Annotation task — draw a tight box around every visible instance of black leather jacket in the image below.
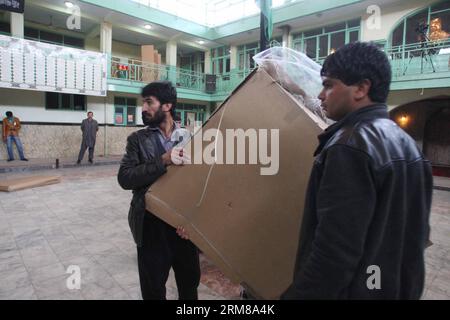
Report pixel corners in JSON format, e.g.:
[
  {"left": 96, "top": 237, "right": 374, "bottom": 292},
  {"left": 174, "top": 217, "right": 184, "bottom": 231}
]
[
  {"left": 282, "top": 104, "right": 433, "bottom": 299},
  {"left": 118, "top": 128, "right": 167, "bottom": 247}
]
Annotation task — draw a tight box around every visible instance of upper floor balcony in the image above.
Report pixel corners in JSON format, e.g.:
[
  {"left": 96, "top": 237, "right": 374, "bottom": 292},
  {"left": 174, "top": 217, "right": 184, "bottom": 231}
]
[
  {"left": 109, "top": 40, "right": 450, "bottom": 101},
  {"left": 108, "top": 56, "right": 253, "bottom": 101},
  {"left": 1, "top": 32, "right": 448, "bottom": 102},
  {"left": 386, "top": 39, "right": 450, "bottom": 90}
]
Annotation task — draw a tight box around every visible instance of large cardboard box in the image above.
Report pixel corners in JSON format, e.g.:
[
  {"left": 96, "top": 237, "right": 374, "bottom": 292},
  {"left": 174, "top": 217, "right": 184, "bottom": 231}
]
[{"left": 145, "top": 68, "right": 326, "bottom": 299}]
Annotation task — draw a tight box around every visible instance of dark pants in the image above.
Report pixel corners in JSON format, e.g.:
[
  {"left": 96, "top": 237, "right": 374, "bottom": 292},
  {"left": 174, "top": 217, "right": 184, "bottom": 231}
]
[
  {"left": 137, "top": 213, "right": 200, "bottom": 300},
  {"left": 77, "top": 140, "right": 95, "bottom": 162}
]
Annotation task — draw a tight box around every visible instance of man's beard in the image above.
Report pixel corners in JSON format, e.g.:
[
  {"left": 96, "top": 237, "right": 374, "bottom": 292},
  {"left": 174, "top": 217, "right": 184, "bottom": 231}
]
[{"left": 142, "top": 108, "right": 166, "bottom": 127}]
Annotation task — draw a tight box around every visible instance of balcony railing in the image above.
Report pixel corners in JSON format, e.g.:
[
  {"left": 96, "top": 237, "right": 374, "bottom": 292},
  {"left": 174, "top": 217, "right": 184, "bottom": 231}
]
[
  {"left": 111, "top": 40, "right": 450, "bottom": 97},
  {"left": 386, "top": 39, "right": 450, "bottom": 79},
  {"left": 110, "top": 56, "right": 253, "bottom": 94}
]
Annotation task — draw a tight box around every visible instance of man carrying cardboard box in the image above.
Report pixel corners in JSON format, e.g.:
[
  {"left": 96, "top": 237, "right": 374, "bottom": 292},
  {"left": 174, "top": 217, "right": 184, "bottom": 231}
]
[
  {"left": 118, "top": 81, "right": 199, "bottom": 300},
  {"left": 281, "top": 42, "right": 433, "bottom": 299}
]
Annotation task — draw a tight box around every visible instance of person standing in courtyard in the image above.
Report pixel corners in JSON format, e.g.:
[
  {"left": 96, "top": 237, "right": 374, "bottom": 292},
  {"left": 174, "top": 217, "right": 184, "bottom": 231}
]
[
  {"left": 77, "top": 111, "right": 98, "bottom": 164},
  {"left": 2, "top": 111, "right": 28, "bottom": 161}
]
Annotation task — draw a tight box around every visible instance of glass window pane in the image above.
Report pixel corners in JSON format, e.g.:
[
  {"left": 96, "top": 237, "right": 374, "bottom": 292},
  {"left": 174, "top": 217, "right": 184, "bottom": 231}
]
[
  {"left": 305, "top": 38, "right": 317, "bottom": 59},
  {"left": 73, "top": 95, "right": 85, "bottom": 111},
  {"left": 24, "top": 27, "right": 38, "bottom": 39},
  {"left": 304, "top": 28, "right": 322, "bottom": 37},
  {"left": 218, "top": 47, "right": 223, "bottom": 56},
  {"left": 115, "top": 97, "right": 126, "bottom": 106},
  {"left": 405, "top": 10, "right": 428, "bottom": 45},
  {"left": 347, "top": 19, "right": 361, "bottom": 28},
  {"left": 115, "top": 107, "right": 124, "bottom": 125},
  {"left": 0, "top": 21, "right": 10, "bottom": 34},
  {"left": 127, "top": 107, "right": 136, "bottom": 125},
  {"left": 46, "top": 92, "right": 59, "bottom": 109},
  {"left": 319, "top": 35, "right": 328, "bottom": 58},
  {"left": 431, "top": 1, "right": 450, "bottom": 12},
  {"left": 61, "top": 94, "right": 71, "bottom": 109},
  {"left": 349, "top": 30, "right": 359, "bottom": 43},
  {"left": 239, "top": 53, "right": 245, "bottom": 69},
  {"left": 429, "top": 13, "right": 450, "bottom": 42},
  {"left": 325, "top": 22, "right": 346, "bottom": 33},
  {"left": 64, "top": 36, "right": 84, "bottom": 49},
  {"left": 40, "top": 31, "right": 63, "bottom": 44},
  {"left": 330, "top": 31, "right": 345, "bottom": 53},
  {"left": 127, "top": 98, "right": 137, "bottom": 107},
  {"left": 198, "top": 113, "right": 204, "bottom": 123},
  {"left": 226, "top": 58, "right": 230, "bottom": 72},
  {"left": 392, "top": 21, "right": 404, "bottom": 47},
  {"left": 249, "top": 53, "right": 255, "bottom": 69}
]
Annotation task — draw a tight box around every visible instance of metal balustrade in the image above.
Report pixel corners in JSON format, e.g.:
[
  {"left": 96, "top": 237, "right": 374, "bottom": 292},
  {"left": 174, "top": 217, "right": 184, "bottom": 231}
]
[
  {"left": 110, "top": 56, "right": 254, "bottom": 94},
  {"left": 386, "top": 39, "right": 450, "bottom": 79}
]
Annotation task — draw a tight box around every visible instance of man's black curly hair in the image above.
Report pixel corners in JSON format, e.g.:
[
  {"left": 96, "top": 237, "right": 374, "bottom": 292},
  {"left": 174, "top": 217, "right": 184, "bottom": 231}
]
[
  {"left": 321, "top": 42, "right": 392, "bottom": 103},
  {"left": 141, "top": 81, "right": 177, "bottom": 116}
]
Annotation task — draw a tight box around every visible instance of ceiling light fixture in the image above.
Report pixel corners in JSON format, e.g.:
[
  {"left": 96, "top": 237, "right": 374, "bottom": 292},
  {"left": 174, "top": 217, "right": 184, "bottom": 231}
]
[
  {"left": 64, "top": 1, "right": 74, "bottom": 8},
  {"left": 197, "top": 40, "right": 205, "bottom": 44},
  {"left": 144, "top": 24, "right": 152, "bottom": 29}
]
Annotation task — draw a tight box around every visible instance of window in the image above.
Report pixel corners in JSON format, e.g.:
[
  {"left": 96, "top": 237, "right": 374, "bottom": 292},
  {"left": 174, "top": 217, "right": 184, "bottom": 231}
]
[
  {"left": 114, "top": 97, "right": 136, "bottom": 126},
  {"left": 176, "top": 103, "right": 207, "bottom": 130},
  {"left": 45, "top": 92, "right": 86, "bottom": 111},
  {"left": 305, "top": 38, "right": 317, "bottom": 59},
  {"left": 40, "top": 31, "right": 63, "bottom": 44},
  {"left": 237, "top": 42, "right": 260, "bottom": 71},
  {"left": 292, "top": 19, "right": 361, "bottom": 62},
  {"left": 391, "top": 21, "right": 404, "bottom": 47},
  {"left": 24, "top": 27, "right": 84, "bottom": 49},
  {"left": 0, "top": 21, "right": 10, "bottom": 35},
  {"left": 390, "top": 1, "right": 450, "bottom": 47},
  {"left": 211, "top": 46, "right": 230, "bottom": 75}
]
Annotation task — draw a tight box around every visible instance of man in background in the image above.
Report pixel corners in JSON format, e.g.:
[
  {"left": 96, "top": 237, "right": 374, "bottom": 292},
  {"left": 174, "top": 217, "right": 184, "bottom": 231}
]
[
  {"left": 2, "top": 111, "right": 28, "bottom": 161},
  {"left": 77, "top": 111, "right": 98, "bottom": 164}
]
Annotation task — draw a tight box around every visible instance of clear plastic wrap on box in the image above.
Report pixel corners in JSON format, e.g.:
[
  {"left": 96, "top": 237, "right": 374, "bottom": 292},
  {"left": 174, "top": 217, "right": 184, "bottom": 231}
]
[{"left": 253, "top": 47, "right": 332, "bottom": 124}]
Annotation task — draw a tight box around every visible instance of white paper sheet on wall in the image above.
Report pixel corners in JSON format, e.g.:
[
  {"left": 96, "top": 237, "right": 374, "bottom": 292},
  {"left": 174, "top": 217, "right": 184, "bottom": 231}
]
[
  {"left": 46, "top": 56, "right": 56, "bottom": 87},
  {"left": 66, "top": 60, "right": 75, "bottom": 89},
  {"left": 75, "top": 62, "right": 84, "bottom": 90},
  {"left": 0, "top": 34, "right": 107, "bottom": 96},
  {"left": 93, "top": 64, "right": 102, "bottom": 91},
  {"left": 57, "top": 58, "right": 66, "bottom": 88},
  {"left": 84, "top": 63, "right": 93, "bottom": 90},
  {"left": 0, "top": 51, "right": 12, "bottom": 83},
  {"left": 12, "top": 53, "right": 23, "bottom": 84},
  {"left": 24, "top": 53, "right": 35, "bottom": 85},
  {"left": 36, "top": 55, "right": 46, "bottom": 86}
]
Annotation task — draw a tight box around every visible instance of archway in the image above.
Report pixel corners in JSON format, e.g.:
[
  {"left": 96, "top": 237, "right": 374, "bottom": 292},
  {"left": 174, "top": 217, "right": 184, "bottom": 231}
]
[{"left": 389, "top": 96, "right": 450, "bottom": 177}]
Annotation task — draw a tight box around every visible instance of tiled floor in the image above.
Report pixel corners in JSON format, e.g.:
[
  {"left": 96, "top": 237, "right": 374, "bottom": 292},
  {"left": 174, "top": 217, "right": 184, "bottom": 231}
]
[{"left": 0, "top": 165, "right": 448, "bottom": 300}]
